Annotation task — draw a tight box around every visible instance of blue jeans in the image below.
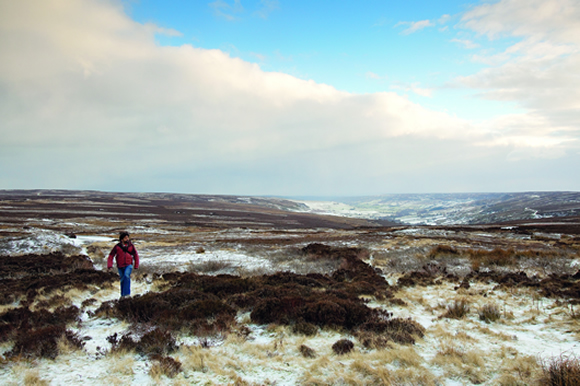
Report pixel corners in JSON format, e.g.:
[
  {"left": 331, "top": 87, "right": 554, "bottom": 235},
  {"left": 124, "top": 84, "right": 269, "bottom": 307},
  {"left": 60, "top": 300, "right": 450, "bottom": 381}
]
[{"left": 117, "top": 265, "right": 133, "bottom": 297}]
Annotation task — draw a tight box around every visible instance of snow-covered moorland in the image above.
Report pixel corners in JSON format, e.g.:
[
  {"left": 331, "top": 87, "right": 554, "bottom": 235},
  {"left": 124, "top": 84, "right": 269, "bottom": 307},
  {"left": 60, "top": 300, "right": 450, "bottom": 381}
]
[{"left": 1, "top": 191, "right": 580, "bottom": 385}]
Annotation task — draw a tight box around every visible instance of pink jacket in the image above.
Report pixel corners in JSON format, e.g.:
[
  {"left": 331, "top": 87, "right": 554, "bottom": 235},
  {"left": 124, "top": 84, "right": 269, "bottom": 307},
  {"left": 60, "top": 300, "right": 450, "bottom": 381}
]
[{"left": 107, "top": 242, "right": 139, "bottom": 269}]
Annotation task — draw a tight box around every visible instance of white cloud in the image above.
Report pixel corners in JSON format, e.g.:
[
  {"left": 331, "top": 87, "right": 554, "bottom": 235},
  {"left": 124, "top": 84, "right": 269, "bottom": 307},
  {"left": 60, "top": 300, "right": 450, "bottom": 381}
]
[
  {"left": 390, "top": 83, "right": 433, "bottom": 98},
  {"left": 209, "top": 0, "right": 244, "bottom": 21},
  {"left": 254, "top": 0, "right": 279, "bottom": 19},
  {"left": 454, "top": 0, "right": 580, "bottom": 155},
  {"left": 450, "top": 38, "right": 480, "bottom": 49},
  {"left": 396, "top": 20, "right": 434, "bottom": 35},
  {"left": 0, "top": 0, "right": 577, "bottom": 194},
  {"left": 461, "top": 0, "right": 580, "bottom": 43},
  {"left": 365, "top": 71, "right": 385, "bottom": 80}
]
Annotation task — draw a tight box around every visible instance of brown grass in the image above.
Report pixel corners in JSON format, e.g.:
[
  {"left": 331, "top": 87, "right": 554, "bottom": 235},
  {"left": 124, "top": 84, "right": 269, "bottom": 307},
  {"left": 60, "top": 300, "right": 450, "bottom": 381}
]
[
  {"left": 428, "top": 244, "right": 459, "bottom": 259},
  {"left": 299, "top": 344, "right": 317, "bottom": 358},
  {"left": 149, "top": 355, "right": 182, "bottom": 379},
  {"left": 540, "top": 354, "right": 580, "bottom": 385},
  {"left": 431, "top": 344, "right": 487, "bottom": 384},
  {"left": 442, "top": 299, "right": 470, "bottom": 319},
  {"left": 479, "top": 303, "right": 502, "bottom": 323}
]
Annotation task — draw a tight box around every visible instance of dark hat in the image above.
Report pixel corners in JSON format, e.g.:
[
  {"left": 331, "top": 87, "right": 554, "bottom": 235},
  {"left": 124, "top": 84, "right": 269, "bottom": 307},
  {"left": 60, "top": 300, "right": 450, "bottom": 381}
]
[{"left": 119, "top": 231, "right": 130, "bottom": 241}]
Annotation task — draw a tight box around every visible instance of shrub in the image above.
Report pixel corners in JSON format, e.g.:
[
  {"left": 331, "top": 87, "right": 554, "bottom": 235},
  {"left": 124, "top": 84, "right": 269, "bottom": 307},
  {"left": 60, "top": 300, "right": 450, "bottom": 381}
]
[
  {"left": 428, "top": 245, "right": 459, "bottom": 259},
  {"left": 110, "top": 328, "right": 177, "bottom": 357},
  {"left": 541, "top": 355, "right": 580, "bottom": 385},
  {"left": 149, "top": 355, "right": 182, "bottom": 378},
  {"left": 95, "top": 288, "right": 237, "bottom": 333},
  {"left": 332, "top": 339, "right": 354, "bottom": 355},
  {"left": 137, "top": 328, "right": 177, "bottom": 356},
  {"left": 302, "top": 300, "right": 346, "bottom": 328},
  {"left": 0, "top": 305, "right": 80, "bottom": 344},
  {"left": 442, "top": 300, "right": 470, "bottom": 319},
  {"left": 299, "top": 344, "right": 316, "bottom": 358},
  {"left": 291, "top": 320, "right": 318, "bottom": 336},
  {"left": 35, "top": 294, "right": 70, "bottom": 309},
  {"left": 8, "top": 326, "right": 83, "bottom": 359},
  {"left": 478, "top": 303, "right": 501, "bottom": 323},
  {"left": 467, "top": 248, "right": 515, "bottom": 267},
  {"left": 357, "top": 317, "right": 425, "bottom": 346}
]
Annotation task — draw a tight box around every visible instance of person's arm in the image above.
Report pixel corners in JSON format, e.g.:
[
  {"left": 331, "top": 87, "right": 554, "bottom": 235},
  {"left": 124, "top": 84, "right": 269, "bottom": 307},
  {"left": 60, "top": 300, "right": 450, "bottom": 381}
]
[
  {"left": 133, "top": 246, "right": 139, "bottom": 269},
  {"left": 107, "top": 245, "right": 117, "bottom": 269}
]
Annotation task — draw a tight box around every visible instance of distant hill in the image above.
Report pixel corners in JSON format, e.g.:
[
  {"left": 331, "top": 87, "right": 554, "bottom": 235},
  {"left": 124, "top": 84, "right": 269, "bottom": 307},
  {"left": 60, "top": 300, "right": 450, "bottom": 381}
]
[
  {"left": 0, "top": 189, "right": 394, "bottom": 230},
  {"left": 2, "top": 190, "right": 579, "bottom": 228},
  {"left": 290, "top": 192, "right": 580, "bottom": 225}
]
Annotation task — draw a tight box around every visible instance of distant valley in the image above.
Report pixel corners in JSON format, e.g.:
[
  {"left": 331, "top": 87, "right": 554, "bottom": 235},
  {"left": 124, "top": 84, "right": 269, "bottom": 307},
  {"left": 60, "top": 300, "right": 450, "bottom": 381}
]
[{"left": 292, "top": 191, "right": 580, "bottom": 226}]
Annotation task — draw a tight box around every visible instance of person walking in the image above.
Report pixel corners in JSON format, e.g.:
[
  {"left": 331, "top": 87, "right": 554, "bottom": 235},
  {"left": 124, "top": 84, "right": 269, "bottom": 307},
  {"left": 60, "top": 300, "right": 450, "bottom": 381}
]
[{"left": 107, "top": 231, "right": 139, "bottom": 297}]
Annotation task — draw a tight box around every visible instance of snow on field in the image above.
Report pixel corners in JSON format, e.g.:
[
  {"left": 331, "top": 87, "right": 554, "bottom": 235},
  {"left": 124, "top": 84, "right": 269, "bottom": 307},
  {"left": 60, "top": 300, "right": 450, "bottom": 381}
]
[
  {"left": 2, "top": 227, "right": 580, "bottom": 385},
  {"left": 0, "top": 231, "right": 82, "bottom": 256},
  {"left": 141, "top": 247, "right": 275, "bottom": 274}
]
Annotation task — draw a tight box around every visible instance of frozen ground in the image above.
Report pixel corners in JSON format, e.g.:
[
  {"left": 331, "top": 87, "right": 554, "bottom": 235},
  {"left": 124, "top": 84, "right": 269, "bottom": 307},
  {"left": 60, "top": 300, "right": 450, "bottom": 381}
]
[{"left": 1, "top": 222, "right": 580, "bottom": 385}]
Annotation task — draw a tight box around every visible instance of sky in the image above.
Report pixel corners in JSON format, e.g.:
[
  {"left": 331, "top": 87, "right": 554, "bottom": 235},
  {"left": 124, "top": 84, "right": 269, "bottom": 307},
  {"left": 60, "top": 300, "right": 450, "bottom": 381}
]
[{"left": 0, "top": 0, "right": 579, "bottom": 196}]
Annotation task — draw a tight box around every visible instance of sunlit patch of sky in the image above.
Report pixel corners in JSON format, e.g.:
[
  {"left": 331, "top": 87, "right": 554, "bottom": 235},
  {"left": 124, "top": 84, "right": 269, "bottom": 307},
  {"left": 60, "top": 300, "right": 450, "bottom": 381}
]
[{"left": 124, "top": 0, "right": 526, "bottom": 121}]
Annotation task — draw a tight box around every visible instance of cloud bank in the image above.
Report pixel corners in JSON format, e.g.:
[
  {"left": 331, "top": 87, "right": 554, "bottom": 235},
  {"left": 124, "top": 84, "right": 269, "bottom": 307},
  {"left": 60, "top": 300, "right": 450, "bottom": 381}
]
[
  {"left": 458, "top": 0, "right": 580, "bottom": 152},
  {"left": 0, "top": 0, "right": 578, "bottom": 195}
]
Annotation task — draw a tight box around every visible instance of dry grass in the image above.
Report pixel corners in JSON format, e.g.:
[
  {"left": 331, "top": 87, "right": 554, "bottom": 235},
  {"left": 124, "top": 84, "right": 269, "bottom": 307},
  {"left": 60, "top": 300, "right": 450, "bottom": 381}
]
[
  {"left": 299, "top": 344, "right": 317, "bottom": 358},
  {"left": 55, "top": 334, "right": 83, "bottom": 356},
  {"left": 540, "top": 354, "right": 580, "bottom": 385},
  {"left": 348, "top": 359, "right": 394, "bottom": 385},
  {"left": 479, "top": 303, "right": 502, "bottom": 323},
  {"left": 497, "top": 354, "right": 540, "bottom": 385},
  {"left": 187, "top": 259, "right": 234, "bottom": 274},
  {"left": 179, "top": 345, "right": 210, "bottom": 372},
  {"left": 2, "top": 216, "right": 580, "bottom": 385},
  {"left": 32, "top": 292, "right": 72, "bottom": 311},
  {"left": 22, "top": 369, "right": 49, "bottom": 386},
  {"left": 148, "top": 355, "right": 182, "bottom": 379},
  {"left": 441, "top": 299, "right": 470, "bottom": 319},
  {"left": 432, "top": 343, "right": 487, "bottom": 383},
  {"left": 109, "top": 355, "right": 135, "bottom": 376},
  {"left": 389, "top": 367, "right": 439, "bottom": 386},
  {"left": 369, "top": 344, "right": 424, "bottom": 367}
]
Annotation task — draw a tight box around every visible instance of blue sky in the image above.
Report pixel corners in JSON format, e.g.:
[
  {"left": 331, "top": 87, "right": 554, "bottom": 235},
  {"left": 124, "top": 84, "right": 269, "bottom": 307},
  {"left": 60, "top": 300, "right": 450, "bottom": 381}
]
[
  {"left": 126, "top": 0, "right": 515, "bottom": 119},
  {"left": 0, "top": 0, "right": 579, "bottom": 196}
]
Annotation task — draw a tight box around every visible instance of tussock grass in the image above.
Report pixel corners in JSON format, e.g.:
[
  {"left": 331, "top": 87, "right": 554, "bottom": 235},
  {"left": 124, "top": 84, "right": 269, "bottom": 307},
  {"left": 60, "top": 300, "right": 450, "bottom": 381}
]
[
  {"left": 149, "top": 355, "right": 182, "bottom": 379},
  {"left": 349, "top": 358, "right": 394, "bottom": 384},
  {"left": 431, "top": 343, "right": 487, "bottom": 384},
  {"left": 540, "top": 354, "right": 580, "bottom": 385},
  {"left": 187, "top": 260, "right": 234, "bottom": 274},
  {"left": 292, "top": 320, "right": 318, "bottom": 336},
  {"left": 109, "top": 355, "right": 135, "bottom": 376},
  {"left": 179, "top": 345, "right": 209, "bottom": 372},
  {"left": 479, "top": 303, "right": 502, "bottom": 323},
  {"left": 373, "top": 344, "right": 424, "bottom": 367},
  {"left": 497, "top": 354, "right": 539, "bottom": 386},
  {"left": 299, "top": 344, "right": 316, "bottom": 358},
  {"left": 371, "top": 248, "right": 425, "bottom": 273},
  {"left": 441, "top": 299, "right": 470, "bottom": 319},
  {"left": 22, "top": 369, "right": 49, "bottom": 386},
  {"left": 428, "top": 244, "right": 460, "bottom": 259},
  {"left": 390, "top": 368, "right": 439, "bottom": 386},
  {"left": 476, "top": 325, "right": 515, "bottom": 341},
  {"left": 56, "top": 333, "right": 84, "bottom": 356}
]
